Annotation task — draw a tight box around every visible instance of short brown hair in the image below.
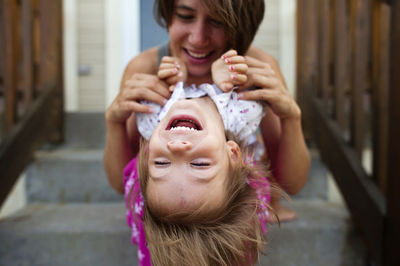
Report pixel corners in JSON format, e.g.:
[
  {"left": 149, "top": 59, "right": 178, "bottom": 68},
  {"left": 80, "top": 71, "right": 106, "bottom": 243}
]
[
  {"left": 133, "top": 133, "right": 273, "bottom": 265},
  {"left": 154, "top": 0, "right": 265, "bottom": 55}
]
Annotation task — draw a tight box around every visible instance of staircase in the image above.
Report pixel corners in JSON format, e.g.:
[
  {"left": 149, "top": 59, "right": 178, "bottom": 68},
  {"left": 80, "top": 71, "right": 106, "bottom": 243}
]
[{"left": 0, "top": 113, "right": 367, "bottom": 266}]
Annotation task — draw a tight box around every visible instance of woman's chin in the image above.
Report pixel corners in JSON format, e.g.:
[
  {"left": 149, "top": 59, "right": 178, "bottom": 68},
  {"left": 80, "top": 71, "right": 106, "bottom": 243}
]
[{"left": 187, "top": 66, "right": 212, "bottom": 81}]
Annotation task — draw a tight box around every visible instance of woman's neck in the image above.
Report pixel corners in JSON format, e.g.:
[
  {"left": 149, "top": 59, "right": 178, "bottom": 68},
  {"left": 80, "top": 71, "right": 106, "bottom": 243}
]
[{"left": 186, "top": 74, "right": 213, "bottom": 86}]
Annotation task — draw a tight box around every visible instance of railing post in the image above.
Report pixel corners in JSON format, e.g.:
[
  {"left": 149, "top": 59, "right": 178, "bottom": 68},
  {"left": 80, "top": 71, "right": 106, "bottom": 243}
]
[
  {"left": 371, "top": 0, "right": 390, "bottom": 194},
  {"left": 1, "top": 0, "right": 18, "bottom": 134},
  {"left": 39, "top": 0, "right": 64, "bottom": 143},
  {"left": 296, "top": 0, "right": 319, "bottom": 139},
  {"left": 383, "top": 0, "right": 400, "bottom": 265}
]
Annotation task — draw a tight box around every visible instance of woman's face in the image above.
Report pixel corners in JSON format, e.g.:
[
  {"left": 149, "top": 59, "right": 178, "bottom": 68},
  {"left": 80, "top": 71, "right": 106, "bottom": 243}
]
[{"left": 168, "top": 0, "right": 229, "bottom": 84}]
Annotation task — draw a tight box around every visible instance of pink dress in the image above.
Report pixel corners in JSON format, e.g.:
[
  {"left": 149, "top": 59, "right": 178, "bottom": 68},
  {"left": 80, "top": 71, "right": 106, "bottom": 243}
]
[{"left": 124, "top": 157, "right": 271, "bottom": 266}]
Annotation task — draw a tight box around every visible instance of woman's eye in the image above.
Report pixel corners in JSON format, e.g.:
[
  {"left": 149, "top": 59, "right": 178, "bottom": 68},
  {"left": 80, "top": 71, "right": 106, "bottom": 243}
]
[
  {"left": 209, "top": 18, "right": 224, "bottom": 28},
  {"left": 176, "top": 13, "right": 193, "bottom": 21}
]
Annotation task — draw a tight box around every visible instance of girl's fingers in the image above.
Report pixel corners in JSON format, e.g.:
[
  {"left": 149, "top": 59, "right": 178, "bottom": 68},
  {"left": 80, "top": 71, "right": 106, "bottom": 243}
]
[
  {"left": 221, "top": 49, "right": 237, "bottom": 59},
  {"left": 223, "top": 55, "right": 245, "bottom": 64},
  {"left": 158, "top": 68, "right": 179, "bottom": 80},
  {"left": 228, "top": 63, "right": 248, "bottom": 74},
  {"left": 159, "top": 62, "right": 179, "bottom": 70},
  {"left": 166, "top": 73, "right": 184, "bottom": 86},
  {"left": 160, "top": 56, "right": 179, "bottom": 64},
  {"left": 231, "top": 73, "right": 247, "bottom": 84},
  {"left": 219, "top": 81, "right": 235, "bottom": 92}
]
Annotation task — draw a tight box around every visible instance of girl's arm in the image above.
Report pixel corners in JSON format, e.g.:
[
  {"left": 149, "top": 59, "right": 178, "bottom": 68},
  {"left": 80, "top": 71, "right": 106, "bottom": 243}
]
[
  {"left": 241, "top": 46, "right": 310, "bottom": 195},
  {"left": 103, "top": 48, "right": 171, "bottom": 194}
]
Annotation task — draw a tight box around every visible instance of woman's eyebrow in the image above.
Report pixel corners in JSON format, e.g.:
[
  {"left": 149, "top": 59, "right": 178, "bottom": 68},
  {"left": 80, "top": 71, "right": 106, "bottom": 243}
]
[{"left": 175, "top": 4, "right": 194, "bottom": 12}]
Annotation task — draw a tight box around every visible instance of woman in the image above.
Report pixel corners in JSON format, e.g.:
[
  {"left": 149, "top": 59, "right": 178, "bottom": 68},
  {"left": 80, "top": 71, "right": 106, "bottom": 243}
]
[{"left": 104, "top": 0, "right": 310, "bottom": 225}]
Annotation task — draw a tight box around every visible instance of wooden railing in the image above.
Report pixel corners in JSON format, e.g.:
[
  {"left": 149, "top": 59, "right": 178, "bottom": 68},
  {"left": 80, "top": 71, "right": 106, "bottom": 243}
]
[
  {"left": 297, "top": 0, "right": 399, "bottom": 265},
  {"left": 0, "top": 0, "right": 63, "bottom": 206}
]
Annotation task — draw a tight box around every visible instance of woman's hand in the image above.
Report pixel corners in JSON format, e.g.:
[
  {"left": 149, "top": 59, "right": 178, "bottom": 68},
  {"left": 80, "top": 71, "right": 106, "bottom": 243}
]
[
  {"left": 238, "top": 56, "right": 301, "bottom": 121},
  {"left": 157, "top": 56, "right": 188, "bottom": 91},
  {"left": 211, "top": 50, "right": 248, "bottom": 92},
  {"left": 105, "top": 73, "right": 170, "bottom": 124}
]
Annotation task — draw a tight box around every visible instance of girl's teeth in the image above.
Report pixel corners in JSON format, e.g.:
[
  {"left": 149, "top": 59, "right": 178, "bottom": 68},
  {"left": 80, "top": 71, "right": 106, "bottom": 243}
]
[{"left": 170, "top": 126, "right": 197, "bottom": 131}]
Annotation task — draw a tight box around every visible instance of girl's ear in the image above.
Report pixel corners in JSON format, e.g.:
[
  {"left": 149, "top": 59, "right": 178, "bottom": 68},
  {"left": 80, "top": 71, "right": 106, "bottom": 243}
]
[{"left": 226, "top": 140, "right": 241, "bottom": 163}]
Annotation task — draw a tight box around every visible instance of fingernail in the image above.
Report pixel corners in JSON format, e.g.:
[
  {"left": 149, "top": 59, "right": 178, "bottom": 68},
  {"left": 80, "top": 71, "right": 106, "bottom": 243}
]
[
  {"left": 173, "top": 68, "right": 178, "bottom": 73},
  {"left": 238, "top": 93, "right": 243, "bottom": 99},
  {"left": 162, "top": 99, "right": 168, "bottom": 105},
  {"left": 229, "top": 65, "right": 235, "bottom": 71},
  {"left": 148, "top": 107, "right": 155, "bottom": 113},
  {"left": 225, "top": 58, "right": 230, "bottom": 64},
  {"left": 231, "top": 74, "right": 237, "bottom": 80},
  {"left": 178, "top": 71, "right": 183, "bottom": 77},
  {"left": 221, "top": 55, "right": 226, "bottom": 60}
]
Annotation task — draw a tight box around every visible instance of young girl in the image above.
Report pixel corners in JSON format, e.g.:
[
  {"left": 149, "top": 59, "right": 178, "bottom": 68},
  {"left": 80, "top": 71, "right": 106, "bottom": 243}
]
[{"left": 124, "top": 50, "right": 274, "bottom": 265}]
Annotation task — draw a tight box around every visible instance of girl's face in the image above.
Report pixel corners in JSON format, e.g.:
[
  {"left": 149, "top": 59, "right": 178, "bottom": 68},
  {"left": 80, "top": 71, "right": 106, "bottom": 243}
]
[
  {"left": 168, "top": 0, "right": 229, "bottom": 85},
  {"left": 147, "top": 97, "right": 238, "bottom": 213}
]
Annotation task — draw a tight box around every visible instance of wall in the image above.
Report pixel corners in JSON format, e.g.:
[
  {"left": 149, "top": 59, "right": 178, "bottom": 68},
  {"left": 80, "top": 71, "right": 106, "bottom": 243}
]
[{"left": 63, "top": 0, "right": 296, "bottom": 111}]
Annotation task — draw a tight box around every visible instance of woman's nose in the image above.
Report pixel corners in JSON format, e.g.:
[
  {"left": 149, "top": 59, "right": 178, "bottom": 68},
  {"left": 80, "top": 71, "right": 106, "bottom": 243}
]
[
  {"left": 167, "top": 140, "right": 193, "bottom": 152},
  {"left": 188, "top": 21, "right": 209, "bottom": 46}
]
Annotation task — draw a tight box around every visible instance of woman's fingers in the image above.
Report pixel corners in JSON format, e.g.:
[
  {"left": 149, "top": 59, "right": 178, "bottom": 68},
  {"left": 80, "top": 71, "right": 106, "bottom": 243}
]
[
  {"left": 125, "top": 74, "right": 171, "bottom": 99},
  {"left": 245, "top": 55, "right": 268, "bottom": 68},
  {"left": 122, "top": 86, "right": 167, "bottom": 106},
  {"left": 118, "top": 100, "right": 155, "bottom": 114}
]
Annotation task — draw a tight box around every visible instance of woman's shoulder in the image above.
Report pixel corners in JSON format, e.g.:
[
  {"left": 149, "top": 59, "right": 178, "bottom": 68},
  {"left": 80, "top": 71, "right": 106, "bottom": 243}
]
[
  {"left": 246, "top": 46, "right": 279, "bottom": 66},
  {"left": 124, "top": 46, "right": 159, "bottom": 76}
]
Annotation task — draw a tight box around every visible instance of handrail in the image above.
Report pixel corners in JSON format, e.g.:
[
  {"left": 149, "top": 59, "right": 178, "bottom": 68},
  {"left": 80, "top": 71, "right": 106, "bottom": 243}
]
[
  {"left": 297, "top": 0, "right": 399, "bottom": 265},
  {"left": 0, "top": 0, "right": 63, "bottom": 207}
]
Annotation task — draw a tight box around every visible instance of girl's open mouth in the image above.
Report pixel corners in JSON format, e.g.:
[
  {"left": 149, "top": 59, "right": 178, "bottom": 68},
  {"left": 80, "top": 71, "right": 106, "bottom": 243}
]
[{"left": 166, "top": 115, "right": 202, "bottom": 131}]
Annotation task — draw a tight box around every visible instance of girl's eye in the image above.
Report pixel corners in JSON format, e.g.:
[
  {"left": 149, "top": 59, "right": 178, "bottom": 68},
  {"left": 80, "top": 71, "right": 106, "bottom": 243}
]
[
  {"left": 191, "top": 162, "right": 210, "bottom": 167},
  {"left": 154, "top": 161, "right": 170, "bottom": 166}
]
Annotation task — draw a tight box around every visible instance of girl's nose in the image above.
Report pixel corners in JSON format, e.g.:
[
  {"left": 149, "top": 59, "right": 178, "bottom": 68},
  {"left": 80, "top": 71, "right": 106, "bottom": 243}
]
[{"left": 167, "top": 140, "right": 193, "bottom": 152}]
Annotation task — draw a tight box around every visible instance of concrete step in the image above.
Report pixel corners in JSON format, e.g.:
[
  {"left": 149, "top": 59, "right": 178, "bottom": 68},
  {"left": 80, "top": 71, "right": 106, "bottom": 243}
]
[
  {"left": 45, "top": 112, "right": 106, "bottom": 150},
  {"left": 0, "top": 200, "right": 366, "bottom": 266},
  {"left": 26, "top": 148, "right": 123, "bottom": 203},
  {"left": 26, "top": 144, "right": 328, "bottom": 203},
  {"left": 293, "top": 148, "right": 328, "bottom": 200}
]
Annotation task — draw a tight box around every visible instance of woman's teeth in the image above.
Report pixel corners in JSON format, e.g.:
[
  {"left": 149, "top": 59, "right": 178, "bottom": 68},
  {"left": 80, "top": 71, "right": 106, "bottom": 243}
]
[
  {"left": 170, "top": 126, "right": 198, "bottom": 131},
  {"left": 187, "top": 50, "right": 210, "bottom": 59}
]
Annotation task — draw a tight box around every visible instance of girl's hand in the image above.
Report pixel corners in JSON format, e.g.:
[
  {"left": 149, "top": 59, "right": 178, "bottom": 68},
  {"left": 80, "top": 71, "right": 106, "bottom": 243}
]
[
  {"left": 238, "top": 56, "right": 301, "bottom": 121},
  {"left": 211, "top": 50, "right": 248, "bottom": 92},
  {"left": 105, "top": 73, "right": 170, "bottom": 123},
  {"left": 157, "top": 56, "right": 188, "bottom": 91}
]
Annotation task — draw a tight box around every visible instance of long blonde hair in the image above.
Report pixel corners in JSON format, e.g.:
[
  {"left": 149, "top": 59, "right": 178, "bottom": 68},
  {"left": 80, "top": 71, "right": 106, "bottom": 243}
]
[{"left": 134, "top": 133, "right": 274, "bottom": 265}]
